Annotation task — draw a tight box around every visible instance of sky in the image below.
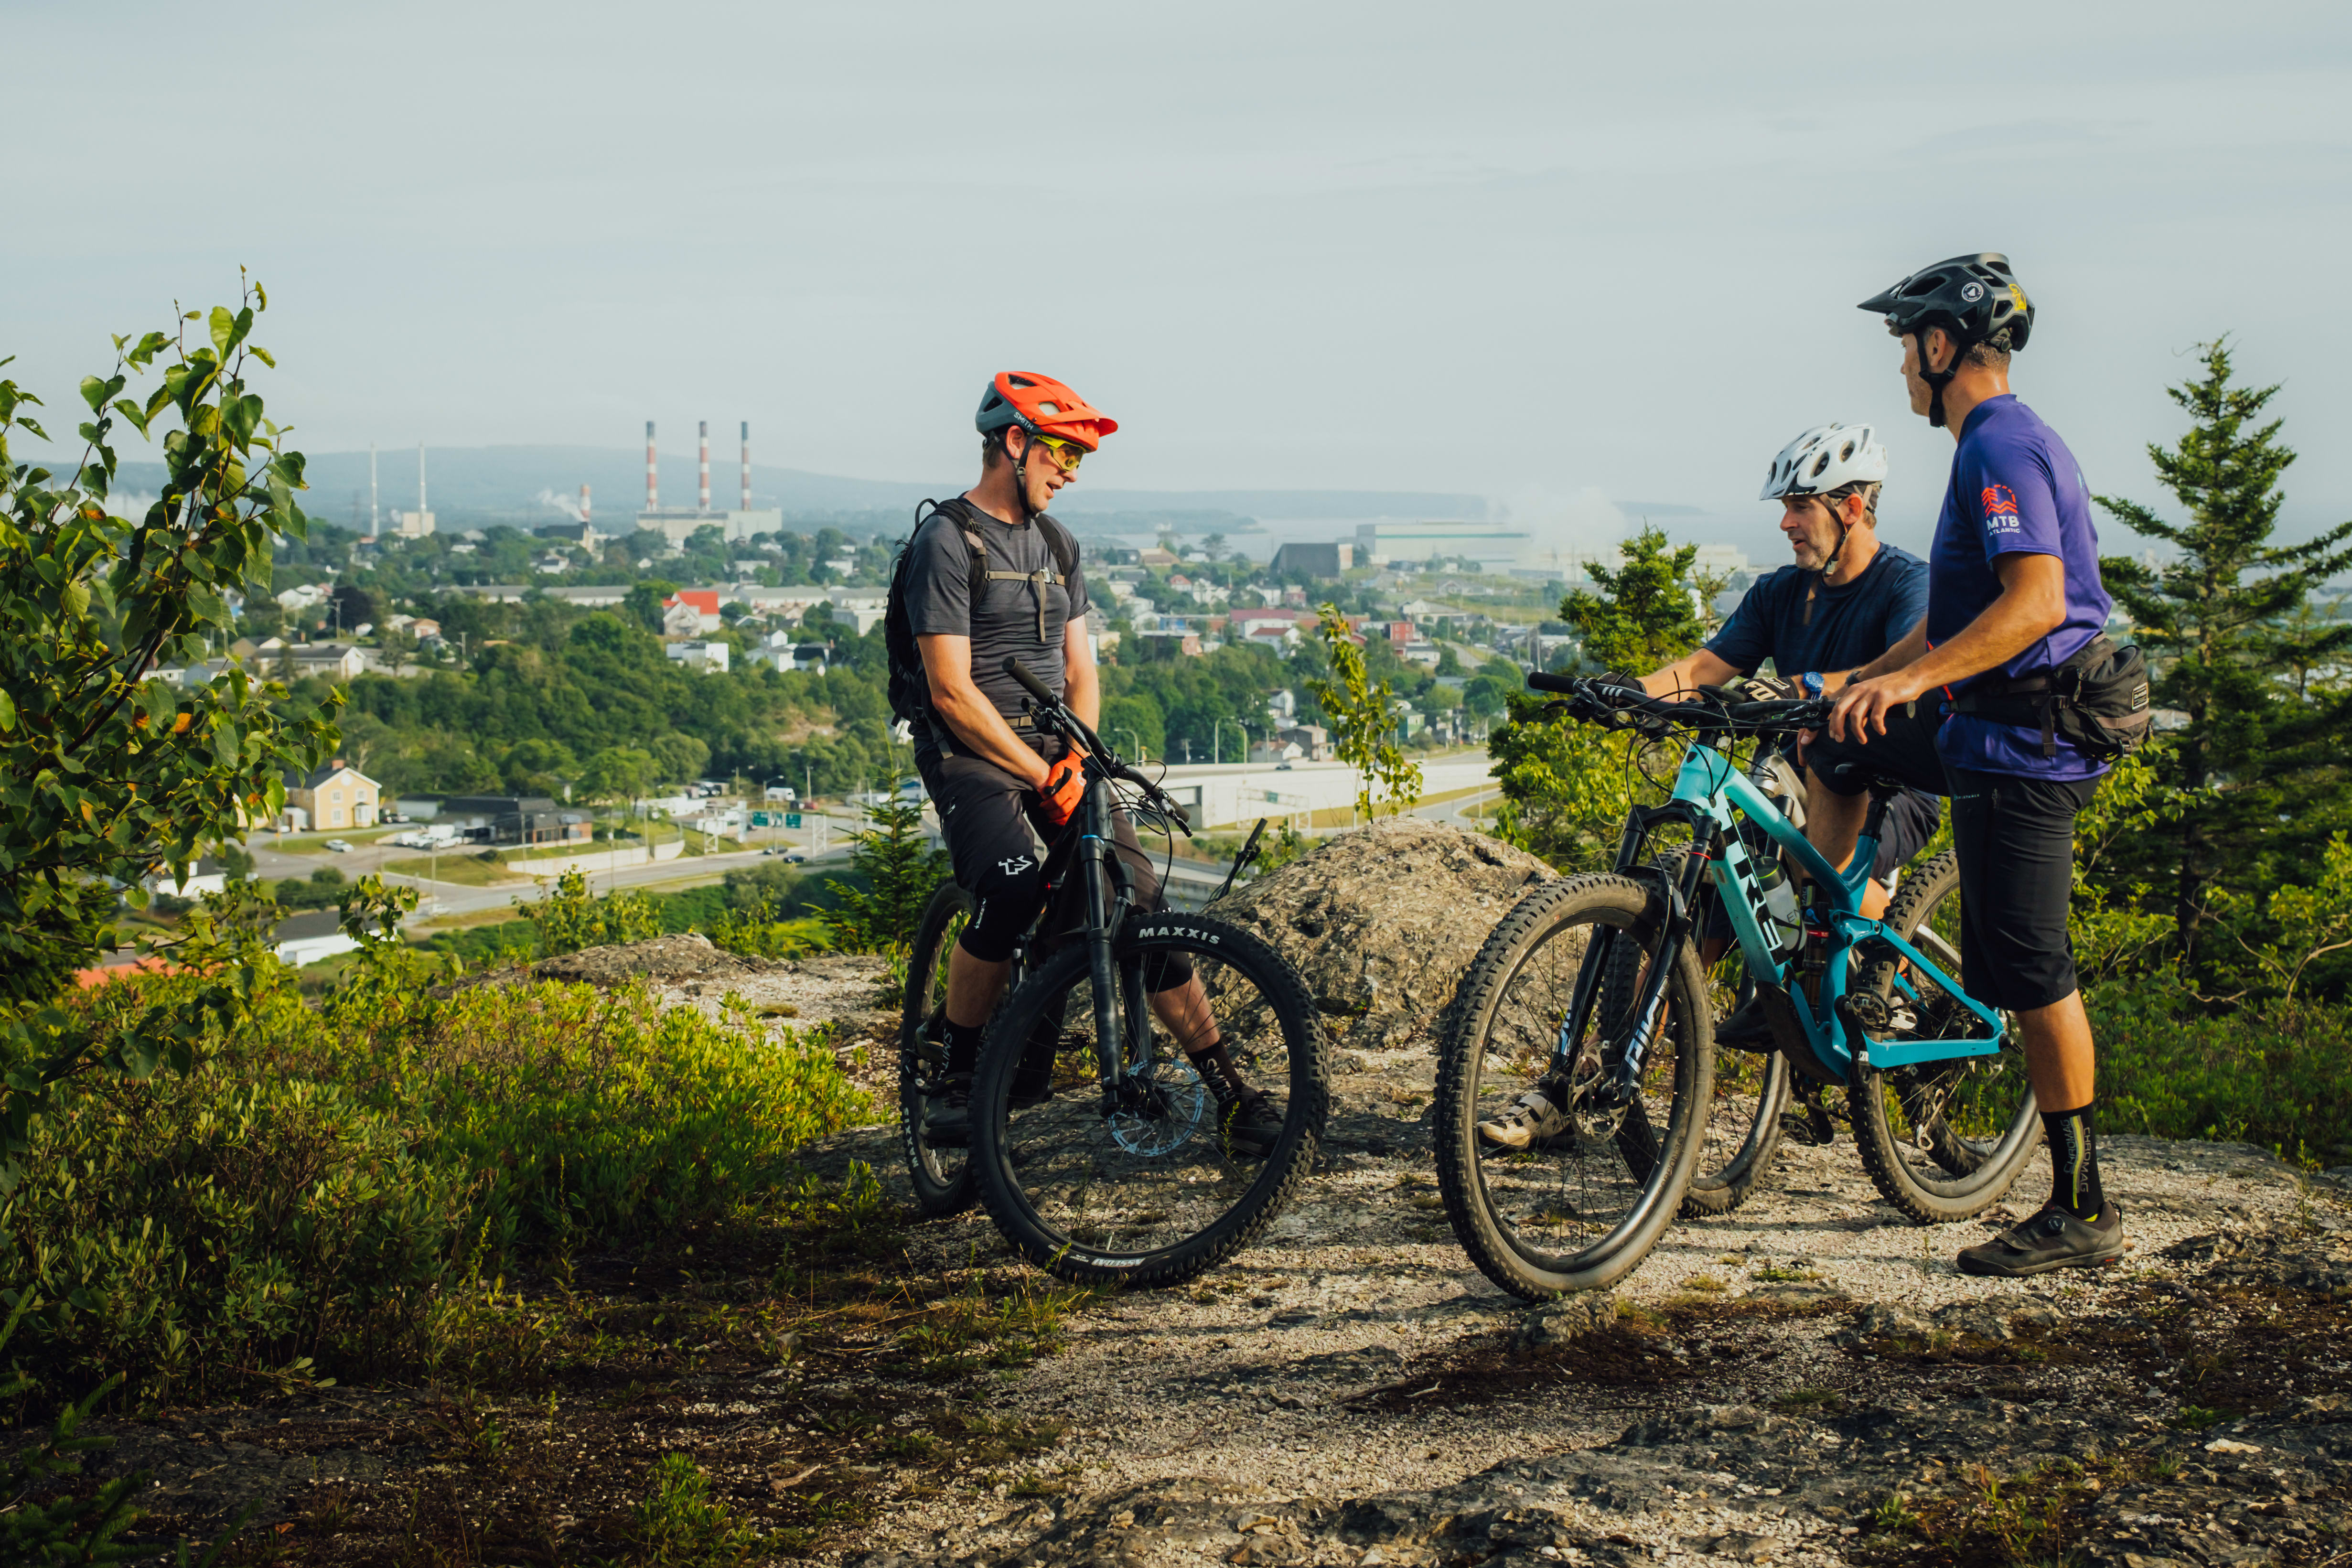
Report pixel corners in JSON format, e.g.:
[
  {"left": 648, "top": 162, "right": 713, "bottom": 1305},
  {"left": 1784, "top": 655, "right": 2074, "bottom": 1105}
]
[{"left": 7, "top": 0, "right": 2351, "bottom": 560}]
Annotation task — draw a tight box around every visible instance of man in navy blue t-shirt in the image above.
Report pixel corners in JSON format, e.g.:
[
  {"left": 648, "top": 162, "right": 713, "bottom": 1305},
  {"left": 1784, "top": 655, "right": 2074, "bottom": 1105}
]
[
  {"left": 1477, "top": 424, "right": 1943, "bottom": 1148},
  {"left": 1830, "top": 253, "right": 2123, "bottom": 1277}
]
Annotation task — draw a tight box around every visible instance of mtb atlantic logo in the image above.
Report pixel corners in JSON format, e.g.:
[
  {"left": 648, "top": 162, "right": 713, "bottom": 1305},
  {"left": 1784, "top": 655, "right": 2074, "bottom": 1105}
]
[{"left": 1981, "top": 484, "right": 2023, "bottom": 533}]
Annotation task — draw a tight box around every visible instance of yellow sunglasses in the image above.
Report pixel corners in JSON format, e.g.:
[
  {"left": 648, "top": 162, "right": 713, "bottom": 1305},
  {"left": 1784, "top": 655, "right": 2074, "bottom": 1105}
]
[{"left": 1028, "top": 432, "right": 1085, "bottom": 473}]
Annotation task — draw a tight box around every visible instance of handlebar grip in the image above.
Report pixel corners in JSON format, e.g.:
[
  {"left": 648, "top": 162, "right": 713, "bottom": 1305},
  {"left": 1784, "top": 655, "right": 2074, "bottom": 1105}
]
[
  {"left": 1001, "top": 656, "right": 1056, "bottom": 705},
  {"left": 1526, "top": 670, "right": 1580, "bottom": 695}
]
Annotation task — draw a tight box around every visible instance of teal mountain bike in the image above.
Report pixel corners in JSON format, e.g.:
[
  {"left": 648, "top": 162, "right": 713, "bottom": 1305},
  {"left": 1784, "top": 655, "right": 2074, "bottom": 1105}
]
[{"left": 1434, "top": 675, "right": 2039, "bottom": 1299}]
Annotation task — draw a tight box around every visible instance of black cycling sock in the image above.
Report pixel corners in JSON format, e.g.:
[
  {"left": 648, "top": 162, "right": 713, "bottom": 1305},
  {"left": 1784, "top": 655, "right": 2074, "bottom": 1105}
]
[
  {"left": 941, "top": 1017, "right": 983, "bottom": 1077},
  {"left": 2041, "top": 1103, "right": 2104, "bottom": 1221}
]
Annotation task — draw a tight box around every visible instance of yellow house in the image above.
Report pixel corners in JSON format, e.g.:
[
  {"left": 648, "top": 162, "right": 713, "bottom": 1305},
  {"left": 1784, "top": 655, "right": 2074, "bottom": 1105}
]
[{"left": 285, "top": 760, "right": 381, "bottom": 831}]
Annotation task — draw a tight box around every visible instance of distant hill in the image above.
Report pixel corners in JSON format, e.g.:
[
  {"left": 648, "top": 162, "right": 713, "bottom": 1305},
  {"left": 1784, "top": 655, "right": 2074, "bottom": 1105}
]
[{"left": 115, "top": 446, "right": 1484, "bottom": 533}]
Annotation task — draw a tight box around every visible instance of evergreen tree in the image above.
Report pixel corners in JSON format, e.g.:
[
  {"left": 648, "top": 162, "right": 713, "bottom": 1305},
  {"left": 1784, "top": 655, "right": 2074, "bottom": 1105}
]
[
  {"left": 2095, "top": 339, "right": 2352, "bottom": 969},
  {"left": 1562, "top": 524, "right": 1708, "bottom": 672},
  {"left": 824, "top": 799, "right": 947, "bottom": 951}
]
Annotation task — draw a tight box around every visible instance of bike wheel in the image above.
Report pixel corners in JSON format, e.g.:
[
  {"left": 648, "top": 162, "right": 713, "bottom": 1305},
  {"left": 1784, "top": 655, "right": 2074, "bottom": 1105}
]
[
  {"left": 1433, "top": 875, "right": 1714, "bottom": 1300},
  {"left": 1848, "top": 850, "right": 2041, "bottom": 1223},
  {"left": 1682, "top": 957, "right": 1791, "bottom": 1218},
  {"left": 970, "top": 911, "right": 1328, "bottom": 1289},
  {"left": 899, "top": 881, "right": 977, "bottom": 1217}
]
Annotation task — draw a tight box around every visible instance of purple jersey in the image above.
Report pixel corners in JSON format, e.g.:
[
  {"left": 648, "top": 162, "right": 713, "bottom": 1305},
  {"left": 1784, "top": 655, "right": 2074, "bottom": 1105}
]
[{"left": 1926, "top": 396, "right": 2113, "bottom": 780}]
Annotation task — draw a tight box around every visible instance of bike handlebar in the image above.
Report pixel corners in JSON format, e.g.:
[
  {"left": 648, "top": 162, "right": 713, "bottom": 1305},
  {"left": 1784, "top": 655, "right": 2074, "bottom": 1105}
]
[
  {"left": 1001, "top": 656, "right": 1194, "bottom": 835},
  {"left": 1525, "top": 673, "right": 1831, "bottom": 735}
]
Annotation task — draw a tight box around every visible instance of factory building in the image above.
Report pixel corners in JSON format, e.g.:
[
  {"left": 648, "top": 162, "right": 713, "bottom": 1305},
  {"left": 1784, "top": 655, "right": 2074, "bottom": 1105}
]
[{"left": 637, "top": 419, "right": 783, "bottom": 544}]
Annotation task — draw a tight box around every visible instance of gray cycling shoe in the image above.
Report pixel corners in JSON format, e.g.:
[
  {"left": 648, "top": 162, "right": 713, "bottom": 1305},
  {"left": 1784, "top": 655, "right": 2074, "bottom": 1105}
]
[
  {"left": 1477, "top": 1086, "right": 1569, "bottom": 1150},
  {"left": 1957, "top": 1202, "right": 2126, "bottom": 1278},
  {"left": 923, "top": 1074, "right": 973, "bottom": 1149}
]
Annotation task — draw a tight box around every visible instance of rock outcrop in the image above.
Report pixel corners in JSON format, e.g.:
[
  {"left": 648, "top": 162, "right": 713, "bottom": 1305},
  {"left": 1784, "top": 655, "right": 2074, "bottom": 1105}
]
[{"left": 1215, "top": 817, "right": 1556, "bottom": 1054}]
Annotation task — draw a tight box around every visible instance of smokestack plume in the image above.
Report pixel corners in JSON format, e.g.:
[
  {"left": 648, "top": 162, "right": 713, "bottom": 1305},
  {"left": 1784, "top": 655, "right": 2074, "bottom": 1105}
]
[
  {"left": 698, "top": 420, "right": 710, "bottom": 512},
  {"left": 580, "top": 483, "right": 591, "bottom": 526},
  {"left": 645, "top": 420, "right": 658, "bottom": 509},
  {"left": 740, "top": 421, "right": 751, "bottom": 511}
]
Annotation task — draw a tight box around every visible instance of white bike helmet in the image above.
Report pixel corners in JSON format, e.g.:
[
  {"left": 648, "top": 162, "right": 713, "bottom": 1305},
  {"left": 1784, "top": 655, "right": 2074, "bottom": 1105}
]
[{"left": 1759, "top": 423, "right": 1889, "bottom": 501}]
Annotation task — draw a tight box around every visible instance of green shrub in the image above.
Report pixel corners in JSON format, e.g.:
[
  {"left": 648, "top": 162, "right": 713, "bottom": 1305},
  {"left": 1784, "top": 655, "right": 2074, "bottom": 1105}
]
[
  {"left": 705, "top": 910, "right": 830, "bottom": 961},
  {"left": 0, "top": 948, "right": 870, "bottom": 1406},
  {"left": 514, "top": 868, "right": 659, "bottom": 958},
  {"left": 376, "top": 981, "right": 868, "bottom": 1246},
  {"left": 2090, "top": 979, "right": 2352, "bottom": 1162}
]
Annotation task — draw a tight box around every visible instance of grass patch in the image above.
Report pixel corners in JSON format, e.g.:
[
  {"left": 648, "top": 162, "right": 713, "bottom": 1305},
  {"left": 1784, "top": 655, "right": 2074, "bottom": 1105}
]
[{"left": 387, "top": 850, "right": 527, "bottom": 886}]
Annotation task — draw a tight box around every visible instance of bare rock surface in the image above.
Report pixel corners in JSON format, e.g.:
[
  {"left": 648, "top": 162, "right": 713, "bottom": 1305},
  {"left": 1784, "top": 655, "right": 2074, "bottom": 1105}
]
[
  {"left": 824, "top": 1049, "right": 2349, "bottom": 1568},
  {"left": 1212, "top": 818, "right": 1556, "bottom": 1054}
]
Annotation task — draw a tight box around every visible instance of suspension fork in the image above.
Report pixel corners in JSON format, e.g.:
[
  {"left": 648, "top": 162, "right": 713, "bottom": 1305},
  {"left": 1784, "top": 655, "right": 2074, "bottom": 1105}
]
[{"left": 1078, "top": 774, "right": 1128, "bottom": 1101}]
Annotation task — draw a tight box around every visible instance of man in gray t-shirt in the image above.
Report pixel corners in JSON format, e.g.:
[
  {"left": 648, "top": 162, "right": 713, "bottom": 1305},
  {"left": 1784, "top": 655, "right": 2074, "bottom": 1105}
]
[{"left": 906, "top": 372, "right": 1280, "bottom": 1158}]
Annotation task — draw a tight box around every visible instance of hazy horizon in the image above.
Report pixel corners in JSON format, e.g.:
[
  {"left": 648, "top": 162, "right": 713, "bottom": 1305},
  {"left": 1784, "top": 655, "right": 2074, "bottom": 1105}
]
[{"left": 8, "top": 1, "right": 2350, "bottom": 558}]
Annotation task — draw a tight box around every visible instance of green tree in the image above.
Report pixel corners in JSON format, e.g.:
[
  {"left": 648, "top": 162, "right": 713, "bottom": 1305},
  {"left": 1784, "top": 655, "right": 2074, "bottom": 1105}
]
[
  {"left": 623, "top": 578, "right": 678, "bottom": 634},
  {"left": 2094, "top": 340, "right": 2352, "bottom": 969},
  {"left": 0, "top": 279, "right": 331, "bottom": 1176},
  {"left": 580, "top": 745, "right": 658, "bottom": 803},
  {"left": 1562, "top": 524, "right": 1708, "bottom": 673},
  {"left": 1303, "top": 605, "right": 1421, "bottom": 819},
  {"left": 652, "top": 730, "right": 711, "bottom": 784},
  {"left": 1486, "top": 527, "right": 1718, "bottom": 870},
  {"left": 824, "top": 799, "right": 946, "bottom": 951}
]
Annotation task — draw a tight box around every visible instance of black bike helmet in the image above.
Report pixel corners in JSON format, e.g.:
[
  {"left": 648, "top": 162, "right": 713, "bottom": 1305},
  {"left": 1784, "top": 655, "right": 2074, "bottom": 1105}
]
[{"left": 1858, "top": 253, "right": 2034, "bottom": 427}]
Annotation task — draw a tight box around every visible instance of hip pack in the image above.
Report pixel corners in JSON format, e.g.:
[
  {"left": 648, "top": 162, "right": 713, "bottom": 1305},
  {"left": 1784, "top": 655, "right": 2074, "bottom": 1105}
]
[{"left": 1952, "top": 633, "right": 2152, "bottom": 761}]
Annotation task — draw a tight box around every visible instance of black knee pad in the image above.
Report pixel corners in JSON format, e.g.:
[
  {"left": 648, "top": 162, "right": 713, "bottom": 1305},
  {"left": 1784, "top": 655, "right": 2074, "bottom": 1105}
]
[{"left": 958, "top": 856, "right": 1044, "bottom": 963}]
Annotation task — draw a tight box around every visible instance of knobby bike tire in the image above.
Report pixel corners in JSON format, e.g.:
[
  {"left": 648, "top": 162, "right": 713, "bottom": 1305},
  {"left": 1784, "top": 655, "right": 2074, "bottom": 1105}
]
[
  {"left": 1682, "top": 964, "right": 1791, "bottom": 1219},
  {"left": 899, "top": 881, "right": 977, "bottom": 1217},
  {"left": 1847, "top": 850, "right": 2041, "bottom": 1223},
  {"left": 970, "top": 911, "right": 1329, "bottom": 1289},
  {"left": 1433, "top": 874, "right": 1714, "bottom": 1300},
  {"left": 1614, "top": 857, "right": 1786, "bottom": 1220}
]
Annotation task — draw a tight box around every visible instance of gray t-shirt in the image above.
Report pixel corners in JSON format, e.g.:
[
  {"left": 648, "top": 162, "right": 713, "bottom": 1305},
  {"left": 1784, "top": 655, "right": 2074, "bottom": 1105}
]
[{"left": 904, "top": 500, "right": 1090, "bottom": 746}]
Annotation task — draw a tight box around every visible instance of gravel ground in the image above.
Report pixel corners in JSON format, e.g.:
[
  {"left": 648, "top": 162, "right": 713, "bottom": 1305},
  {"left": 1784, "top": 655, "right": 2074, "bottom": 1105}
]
[{"left": 818, "top": 1043, "right": 2352, "bottom": 1568}]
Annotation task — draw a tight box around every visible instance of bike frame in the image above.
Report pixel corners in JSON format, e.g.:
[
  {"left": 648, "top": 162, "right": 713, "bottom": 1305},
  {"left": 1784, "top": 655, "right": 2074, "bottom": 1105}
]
[{"left": 1564, "top": 731, "right": 2004, "bottom": 1091}]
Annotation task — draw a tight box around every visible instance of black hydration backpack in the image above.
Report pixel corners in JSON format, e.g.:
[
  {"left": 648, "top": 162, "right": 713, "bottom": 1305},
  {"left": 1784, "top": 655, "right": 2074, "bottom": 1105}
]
[{"left": 882, "top": 497, "right": 1078, "bottom": 727}]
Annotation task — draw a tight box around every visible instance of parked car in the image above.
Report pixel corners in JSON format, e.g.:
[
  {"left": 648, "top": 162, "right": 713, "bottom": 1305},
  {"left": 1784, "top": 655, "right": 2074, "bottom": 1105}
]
[{"left": 323, "top": 838, "right": 354, "bottom": 852}]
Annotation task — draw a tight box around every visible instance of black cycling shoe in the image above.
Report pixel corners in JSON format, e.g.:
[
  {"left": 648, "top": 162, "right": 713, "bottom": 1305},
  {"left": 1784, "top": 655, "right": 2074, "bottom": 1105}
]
[
  {"left": 1957, "top": 1202, "right": 2126, "bottom": 1278},
  {"left": 1209, "top": 1084, "right": 1286, "bottom": 1161},
  {"left": 1716, "top": 993, "right": 1776, "bottom": 1050},
  {"left": 923, "top": 1074, "right": 973, "bottom": 1149}
]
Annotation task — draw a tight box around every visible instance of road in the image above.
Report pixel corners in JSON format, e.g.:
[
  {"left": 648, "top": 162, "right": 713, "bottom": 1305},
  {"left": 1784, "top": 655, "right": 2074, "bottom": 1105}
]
[{"left": 236, "top": 773, "right": 1503, "bottom": 926}]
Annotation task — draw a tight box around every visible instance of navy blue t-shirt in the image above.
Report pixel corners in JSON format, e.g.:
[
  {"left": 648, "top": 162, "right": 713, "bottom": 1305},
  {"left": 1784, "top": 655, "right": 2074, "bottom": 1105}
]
[
  {"left": 1927, "top": 396, "right": 2113, "bottom": 780},
  {"left": 1705, "top": 543, "right": 1929, "bottom": 684}
]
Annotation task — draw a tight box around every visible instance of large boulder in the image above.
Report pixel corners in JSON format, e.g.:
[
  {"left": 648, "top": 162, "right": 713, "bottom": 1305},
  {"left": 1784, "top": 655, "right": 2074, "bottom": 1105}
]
[{"left": 1214, "top": 817, "right": 1556, "bottom": 1054}]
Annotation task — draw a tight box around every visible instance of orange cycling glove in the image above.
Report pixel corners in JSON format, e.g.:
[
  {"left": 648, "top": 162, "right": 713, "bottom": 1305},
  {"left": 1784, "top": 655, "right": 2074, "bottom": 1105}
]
[{"left": 1036, "top": 755, "right": 1086, "bottom": 827}]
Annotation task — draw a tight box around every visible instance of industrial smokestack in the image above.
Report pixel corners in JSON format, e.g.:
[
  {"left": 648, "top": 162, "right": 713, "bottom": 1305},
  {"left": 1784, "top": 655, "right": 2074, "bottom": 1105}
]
[
  {"left": 698, "top": 420, "right": 710, "bottom": 512},
  {"left": 645, "top": 420, "right": 658, "bottom": 509},
  {"left": 580, "top": 483, "right": 591, "bottom": 527},
  {"left": 368, "top": 442, "right": 378, "bottom": 536},
  {"left": 740, "top": 421, "right": 751, "bottom": 511},
  {"left": 418, "top": 442, "right": 427, "bottom": 513}
]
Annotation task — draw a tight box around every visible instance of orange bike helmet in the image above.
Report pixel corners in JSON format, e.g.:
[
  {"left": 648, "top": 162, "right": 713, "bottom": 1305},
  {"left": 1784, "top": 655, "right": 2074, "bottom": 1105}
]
[{"left": 975, "top": 372, "right": 1117, "bottom": 452}]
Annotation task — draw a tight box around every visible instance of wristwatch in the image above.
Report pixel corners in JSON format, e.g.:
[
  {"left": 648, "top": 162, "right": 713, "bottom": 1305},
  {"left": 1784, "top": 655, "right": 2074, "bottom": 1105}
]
[{"left": 1800, "top": 671, "right": 1826, "bottom": 699}]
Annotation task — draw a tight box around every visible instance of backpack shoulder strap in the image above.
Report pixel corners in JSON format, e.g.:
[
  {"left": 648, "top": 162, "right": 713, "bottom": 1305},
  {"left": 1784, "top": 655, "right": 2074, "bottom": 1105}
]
[{"left": 1037, "top": 514, "right": 1078, "bottom": 582}]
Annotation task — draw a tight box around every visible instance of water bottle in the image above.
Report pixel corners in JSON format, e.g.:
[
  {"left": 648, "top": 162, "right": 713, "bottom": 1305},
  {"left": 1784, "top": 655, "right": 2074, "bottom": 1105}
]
[{"left": 1755, "top": 855, "right": 1802, "bottom": 955}]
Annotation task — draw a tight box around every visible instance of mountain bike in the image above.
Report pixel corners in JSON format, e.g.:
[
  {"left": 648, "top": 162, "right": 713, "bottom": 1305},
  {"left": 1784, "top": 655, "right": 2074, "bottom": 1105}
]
[
  {"left": 898, "top": 817, "right": 1285, "bottom": 1219},
  {"left": 1433, "top": 675, "right": 2038, "bottom": 1300},
  {"left": 905, "top": 660, "right": 1329, "bottom": 1288}
]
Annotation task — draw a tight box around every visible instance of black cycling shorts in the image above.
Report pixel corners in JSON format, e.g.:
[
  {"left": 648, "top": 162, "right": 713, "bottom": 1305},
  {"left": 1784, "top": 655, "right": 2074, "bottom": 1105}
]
[
  {"left": 1946, "top": 767, "right": 2100, "bottom": 1013},
  {"left": 1804, "top": 697, "right": 1950, "bottom": 802},
  {"left": 913, "top": 742, "right": 1185, "bottom": 987}
]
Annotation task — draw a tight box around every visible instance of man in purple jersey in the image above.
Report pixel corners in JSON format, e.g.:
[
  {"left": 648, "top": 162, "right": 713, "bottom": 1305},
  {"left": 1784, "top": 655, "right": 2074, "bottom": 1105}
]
[{"left": 1826, "top": 253, "right": 2124, "bottom": 1277}]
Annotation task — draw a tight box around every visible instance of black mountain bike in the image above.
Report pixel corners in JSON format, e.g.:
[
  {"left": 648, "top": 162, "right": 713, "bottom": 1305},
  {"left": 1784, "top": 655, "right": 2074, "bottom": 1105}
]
[{"left": 902, "top": 660, "right": 1329, "bottom": 1287}]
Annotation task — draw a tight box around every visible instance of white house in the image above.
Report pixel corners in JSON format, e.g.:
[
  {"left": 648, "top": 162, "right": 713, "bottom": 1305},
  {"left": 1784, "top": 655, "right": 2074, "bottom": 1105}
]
[
  {"left": 141, "top": 857, "right": 228, "bottom": 900},
  {"left": 665, "top": 641, "right": 730, "bottom": 674},
  {"left": 272, "top": 909, "right": 359, "bottom": 967}
]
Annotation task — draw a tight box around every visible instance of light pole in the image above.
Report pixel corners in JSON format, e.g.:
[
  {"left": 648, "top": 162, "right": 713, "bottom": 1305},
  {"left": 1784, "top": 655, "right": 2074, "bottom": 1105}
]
[
  {"left": 1214, "top": 717, "right": 1246, "bottom": 766},
  {"left": 1114, "top": 728, "right": 1143, "bottom": 765}
]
